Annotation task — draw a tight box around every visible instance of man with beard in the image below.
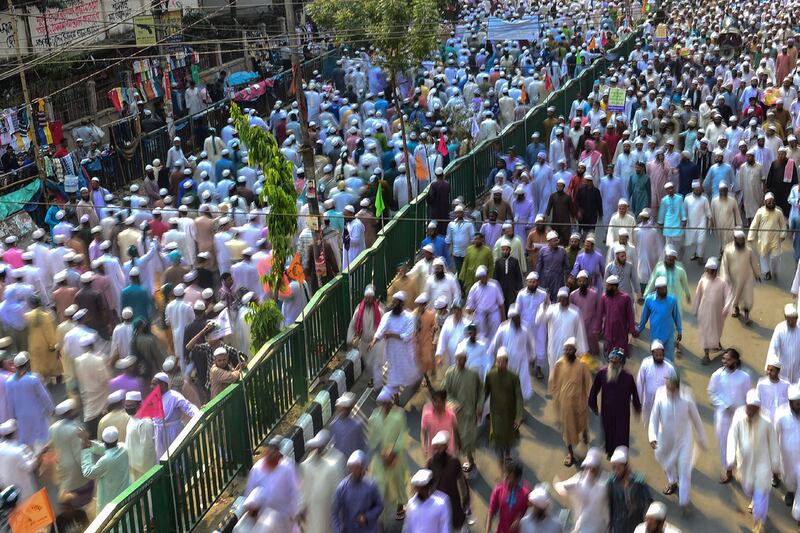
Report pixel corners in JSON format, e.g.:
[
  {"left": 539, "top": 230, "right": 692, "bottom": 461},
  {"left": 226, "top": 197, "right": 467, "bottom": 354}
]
[
  {"left": 425, "top": 258, "right": 461, "bottom": 310},
  {"left": 575, "top": 175, "right": 603, "bottom": 234},
  {"left": 598, "top": 275, "right": 636, "bottom": 357},
  {"left": 605, "top": 199, "right": 636, "bottom": 249},
  {"left": 342, "top": 205, "right": 366, "bottom": 270},
  {"left": 426, "top": 431, "right": 470, "bottom": 529},
  {"left": 693, "top": 258, "right": 732, "bottom": 364},
  {"left": 550, "top": 337, "right": 592, "bottom": 467},
  {"left": 370, "top": 292, "right": 419, "bottom": 390},
  {"left": 484, "top": 349, "right": 523, "bottom": 464},
  {"left": 299, "top": 430, "right": 345, "bottom": 533},
  {"left": 636, "top": 340, "right": 676, "bottom": 427},
  {"left": 536, "top": 232, "right": 569, "bottom": 302},
  {"left": 708, "top": 348, "right": 752, "bottom": 484},
  {"left": 493, "top": 240, "right": 523, "bottom": 315},
  {"left": 627, "top": 161, "right": 652, "bottom": 221},
  {"left": 460, "top": 233, "right": 495, "bottom": 291},
  {"left": 738, "top": 149, "right": 765, "bottom": 225},
  {"left": 765, "top": 146, "right": 798, "bottom": 217},
  {"left": 553, "top": 447, "right": 609, "bottom": 532},
  {"left": 536, "top": 287, "right": 588, "bottom": 376},
  {"left": 545, "top": 178, "right": 577, "bottom": 244},
  {"left": 767, "top": 304, "right": 800, "bottom": 384},
  {"left": 516, "top": 272, "right": 549, "bottom": 380},
  {"left": 123, "top": 391, "right": 156, "bottom": 481},
  {"left": 519, "top": 486, "right": 562, "bottom": 533},
  {"left": 465, "top": 265, "right": 505, "bottom": 341},
  {"left": 588, "top": 349, "right": 641, "bottom": 458},
  {"left": 648, "top": 374, "right": 708, "bottom": 512},
  {"left": 564, "top": 233, "right": 582, "bottom": 276},
  {"left": 347, "top": 285, "right": 385, "bottom": 388},
  {"left": 607, "top": 446, "right": 651, "bottom": 533},
  {"left": 748, "top": 192, "right": 787, "bottom": 280},
  {"left": 570, "top": 235, "right": 605, "bottom": 293},
  {"left": 493, "top": 222, "right": 527, "bottom": 275},
  {"left": 387, "top": 262, "right": 420, "bottom": 310},
  {"left": 442, "top": 348, "right": 483, "bottom": 474},
  {"left": 405, "top": 468, "right": 451, "bottom": 530},
  {"left": 637, "top": 276, "right": 682, "bottom": 361},
  {"left": 720, "top": 230, "right": 761, "bottom": 325},
  {"left": 644, "top": 247, "right": 691, "bottom": 316},
  {"left": 525, "top": 215, "right": 550, "bottom": 271},
  {"left": 332, "top": 451, "right": 384, "bottom": 532},
  {"left": 490, "top": 305, "right": 534, "bottom": 401},
  {"left": 775, "top": 384, "right": 800, "bottom": 512},
  {"left": 570, "top": 270, "right": 602, "bottom": 357}
]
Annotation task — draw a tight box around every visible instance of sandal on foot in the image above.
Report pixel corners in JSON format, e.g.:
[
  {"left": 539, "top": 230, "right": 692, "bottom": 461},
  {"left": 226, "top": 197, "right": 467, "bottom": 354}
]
[
  {"left": 563, "top": 455, "right": 575, "bottom": 467},
  {"left": 663, "top": 483, "right": 678, "bottom": 495}
]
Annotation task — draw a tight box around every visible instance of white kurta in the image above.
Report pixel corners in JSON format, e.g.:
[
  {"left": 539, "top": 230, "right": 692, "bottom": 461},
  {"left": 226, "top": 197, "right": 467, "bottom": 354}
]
[
  {"left": 648, "top": 387, "right": 707, "bottom": 505},
  {"left": 683, "top": 193, "right": 711, "bottom": 246},
  {"left": 244, "top": 458, "right": 300, "bottom": 522},
  {"left": 633, "top": 224, "right": 663, "bottom": 283},
  {"left": 98, "top": 254, "right": 126, "bottom": 311},
  {"left": 707, "top": 367, "right": 751, "bottom": 470},
  {"left": 374, "top": 310, "right": 419, "bottom": 388},
  {"left": 489, "top": 321, "right": 535, "bottom": 400},
  {"left": 231, "top": 261, "right": 263, "bottom": 300},
  {"left": 435, "top": 315, "right": 466, "bottom": 368},
  {"left": 154, "top": 390, "right": 200, "bottom": 458},
  {"left": 0, "top": 440, "right": 38, "bottom": 501},
  {"left": 636, "top": 357, "right": 676, "bottom": 425},
  {"left": 767, "top": 322, "right": 800, "bottom": 383},
  {"left": 111, "top": 322, "right": 134, "bottom": 359},
  {"left": 125, "top": 416, "right": 156, "bottom": 480},
  {"left": 515, "top": 287, "right": 548, "bottom": 365},
  {"left": 165, "top": 298, "right": 195, "bottom": 364},
  {"left": 347, "top": 304, "right": 386, "bottom": 387},
  {"left": 774, "top": 405, "right": 800, "bottom": 498},
  {"left": 726, "top": 409, "right": 781, "bottom": 493},
  {"left": 74, "top": 351, "right": 111, "bottom": 422},
  {"left": 424, "top": 275, "right": 461, "bottom": 310},
  {"left": 755, "top": 377, "right": 790, "bottom": 422},
  {"left": 343, "top": 218, "right": 366, "bottom": 269},
  {"left": 404, "top": 492, "right": 451, "bottom": 533},
  {"left": 535, "top": 304, "right": 588, "bottom": 374},
  {"left": 299, "top": 450, "right": 345, "bottom": 533},
  {"left": 553, "top": 471, "right": 609, "bottom": 533}
]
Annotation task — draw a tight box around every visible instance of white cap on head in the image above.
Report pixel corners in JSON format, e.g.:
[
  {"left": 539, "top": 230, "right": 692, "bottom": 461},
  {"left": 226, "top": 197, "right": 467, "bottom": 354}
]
[
  {"left": 557, "top": 287, "right": 569, "bottom": 298},
  {"left": 121, "top": 307, "right": 134, "bottom": 320},
  {"left": 162, "top": 357, "right": 177, "bottom": 372},
  {"left": 528, "top": 486, "right": 550, "bottom": 508},
  {"left": 609, "top": 445, "right": 629, "bottom": 464},
  {"left": 306, "top": 429, "right": 332, "bottom": 449},
  {"left": 54, "top": 398, "right": 77, "bottom": 416},
  {"left": 108, "top": 389, "right": 125, "bottom": 404},
  {"left": 705, "top": 257, "right": 719, "bottom": 270},
  {"left": 496, "top": 347, "right": 509, "bottom": 360},
  {"left": 476, "top": 265, "right": 488, "bottom": 277},
  {"left": 645, "top": 502, "right": 667, "bottom": 521},
  {"left": 526, "top": 271, "right": 538, "bottom": 281},
  {"left": 102, "top": 426, "right": 119, "bottom": 444},
  {"left": 13, "top": 352, "right": 29, "bottom": 366},
  {"left": 654, "top": 276, "right": 668, "bottom": 288},
  {"left": 563, "top": 336, "right": 576, "bottom": 347},
  {"left": 347, "top": 450, "right": 366, "bottom": 467},
  {"left": 126, "top": 390, "right": 142, "bottom": 402},
  {"left": 431, "top": 430, "right": 450, "bottom": 446},
  {"left": 410, "top": 469, "right": 434, "bottom": 487},
  {"left": 392, "top": 291, "right": 406, "bottom": 302},
  {"left": 115, "top": 355, "right": 136, "bottom": 370},
  {"left": 605, "top": 274, "right": 620, "bottom": 284},
  {"left": 546, "top": 230, "right": 558, "bottom": 240},
  {"left": 581, "top": 447, "right": 602, "bottom": 468},
  {"left": 651, "top": 340, "right": 665, "bottom": 351},
  {"left": 335, "top": 392, "right": 355, "bottom": 408},
  {"left": 746, "top": 389, "right": 761, "bottom": 406},
  {"left": 734, "top": 229, "right": 746, "bottom": 239},
  {"left": 788, "top": 384, "right": 800, "bottom": 401},
  {"left": 785, "top": 304, "right": 799, "bottom": 317},
  {"left": 508, "top": 304, "right": 519, "bottom": 317},
  {"left": 765, "top": 353, "right": 782, "bottom": 369},
  {"left": 154, "top": 372, "right": 170, "bottom": 383},
  {"left": 576, "top": 270, "right": 588, "bottom": 279}
]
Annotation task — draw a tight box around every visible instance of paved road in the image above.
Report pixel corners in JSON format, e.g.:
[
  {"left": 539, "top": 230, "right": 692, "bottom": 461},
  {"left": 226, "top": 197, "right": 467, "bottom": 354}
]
[{"left": 370, "top": 235, "right": 799, "bottom": 532}]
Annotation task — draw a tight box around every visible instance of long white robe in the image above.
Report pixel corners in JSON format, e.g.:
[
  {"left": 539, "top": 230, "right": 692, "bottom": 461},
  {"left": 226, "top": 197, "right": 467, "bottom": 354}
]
[
  {"left": 755, "top": 377, "right": 790, "bottom": 422},
  {"left": 708, "top": 368, "right": 751, "bottom": 470},
  {"left": 0, "top": 439, "right": 38, "bottom": 501},
  {"left": 515, "top": 287, "right": 548, "bottom": 365},
  {"left": 26, "top": 242, "right": 53, "bottom": 290},
  {"left": 683, "top": 193, "right": 711, "bottom": 247},
  {"left": 465, "top": 280, "right": 505, "bottom": 342},
  {"left": 535, "top": 303, "right": 588, "bottom": 374},
  {"left": 299, "top": 450, "right": 345, "bottom": 533},
  {"left": 767, "top": 322, "right": 800, "bottom": 383},
  {"left": 648, "top": 387, "right": 707, "bottom": 506},
  {"left": 434, "top": 315, "right": 466, "bottom": 368},
  {"left": 774, "top": 405, "right": 800, "bottom": 501},
  {"left": 175, "top": 217, "right": 197, "bottom": 263},
  {"left": 489, "top": 321, "right": 535, "bottom": 400},
  {"left": 165, "top": 298, "right": 195, "bottom": 364},
  {"left": 74, "top": 350, "right": 111, "bottom": 422},
  {"left": 343, "top": 218, "right": 366, "bottom": 269},
  {"left": 633, "top": 224, "right": 663, "bottom": 284},
  {"left": 347, "top": 303, "right": 386, "bottom": 386},
  {"left": 98, "top": 253, "right": 126, "bottom": 311},
  {"left": 111, "top": 322, "right": 133, "bottom": 359},
  {"left": 636, "top": 357, "right": 676, "bottom": 425},
  {"left": 244, "top": 458, "right": 300, "bottom": 523},
  {"left": 374, "top": 310, "right": 419, "bottom": 388},
  {"left": 231, "top": 260, "right": 263, "bottom": 300},
  {"left": 727, "top": 408, "right": 781, "bottom": 493},
  {"left": 154, "top": 390, "right": 200, "bottom": 459},
  {"left": 125, "top": 416, "right": 156, "bottom": 480},
  {"left": 553, "top": 471, "right": 609, "bottom": 533}
]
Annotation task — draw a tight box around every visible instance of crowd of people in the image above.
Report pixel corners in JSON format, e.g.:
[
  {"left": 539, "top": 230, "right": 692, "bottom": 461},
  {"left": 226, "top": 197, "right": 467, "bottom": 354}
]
[{"left": 0, "top": 0, "right": 800, "bottom": 530}]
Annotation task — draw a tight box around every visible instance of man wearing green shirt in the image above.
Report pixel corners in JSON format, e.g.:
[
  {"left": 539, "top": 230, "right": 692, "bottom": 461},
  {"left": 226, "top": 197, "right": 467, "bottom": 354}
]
[{"left": 81, "top": 426, "right": 130, "bottom": 511}]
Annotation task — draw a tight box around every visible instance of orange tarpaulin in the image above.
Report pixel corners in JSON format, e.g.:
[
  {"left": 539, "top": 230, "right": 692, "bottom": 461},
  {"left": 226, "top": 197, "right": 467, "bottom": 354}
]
[{"left": 8, "top": 489, "right": 55, "bottom": 533}]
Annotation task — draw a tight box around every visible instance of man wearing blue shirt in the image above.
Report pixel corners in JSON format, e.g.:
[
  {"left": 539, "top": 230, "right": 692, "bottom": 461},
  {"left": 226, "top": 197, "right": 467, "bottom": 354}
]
[
  {"left": 636, "top": 276, "right": 682, "bottom": 361},
  {"left": 421, "top": 222, "right": 451, "bottom": 268},
  {"left": 446, "top": 206, "right": 475, "bottom": 274},
  {"left": 657, "top": 182, "right": 687, "bottom": 255},
  {"left": 703, "top": 151, "right": 735, "bottom": 198}
]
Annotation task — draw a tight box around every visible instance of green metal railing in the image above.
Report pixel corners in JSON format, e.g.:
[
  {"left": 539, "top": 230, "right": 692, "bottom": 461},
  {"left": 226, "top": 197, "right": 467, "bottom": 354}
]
[{"left": 86, "top": 30, "right": 639, "bottom": 533}]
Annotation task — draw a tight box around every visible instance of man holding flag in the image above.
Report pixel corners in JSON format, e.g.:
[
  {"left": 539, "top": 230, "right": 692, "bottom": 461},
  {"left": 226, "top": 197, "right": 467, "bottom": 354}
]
[{"left": 148, "top": 373, "right": 200, "bottom": 459}]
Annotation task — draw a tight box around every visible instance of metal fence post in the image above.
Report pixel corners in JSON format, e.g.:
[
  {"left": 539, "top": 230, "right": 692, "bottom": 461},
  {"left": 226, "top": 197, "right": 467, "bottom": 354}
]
[{"left": 291, "top": 326, "right": 310, "bottom": 402}]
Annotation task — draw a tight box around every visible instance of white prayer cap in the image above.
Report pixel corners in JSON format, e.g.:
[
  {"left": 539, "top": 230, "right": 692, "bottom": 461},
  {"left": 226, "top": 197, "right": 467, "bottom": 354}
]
[
  {"left": 526, "top": 271, "right": 539, "bottom": 281},
  {"left": 54, "top": 270, "right": 67, "bottom": 284},
  {"left": 719, "top": 181, "right": 729, "bottom": 189},
  {"left": 73, "top": 308, "right": 88, "bottom": 320},
  {"left": 422, "top": 244, "right": 435, "bottom": 254},
  {"left": 691, "top": 179, "right": 701, "bottom": 188},
  {"left": 582, "top": 447, "right": 602, "bottom": 468},
  {"left": 241, "top": 292, "right": 255, "bottom": 304},
  {"left": 79, "top": 333, "right": 96, "bottom": 347},
  {"left": 639, "top": 208, "right": 650, "bottom": 218},
  {"left": 705, "top": 257, "right": 719, "bottom": 270},
  {"left": 13, "top": 352, "right": 29, "bottom": 366},
  {"left": 121, "top": 307, "right": 134, "bottom": 320},
  {"left": 765, "top": 192, "right": 775, "bottom": 201},
  {"left": 32, "top": 228, "right": 45, "bottom": 239},
  {"left": 563, "top": 336, "right": 576, "bottom": 347},
  {"left": 347, "top": 450, "right": 366, "bottom": 467},
  {"left": 654, "top": 276, "right": 668, "bottom": 288},
  {"left": 664, "top": 247, "right": 677, "bottom": 257},
  {"left": 56, "top": 211, "right": 65, "bottom": 220},
  {"left": 432, "top": 257, "right": 445, "bottom": 268},
  {"left": 788, "top": 384, "right": 800, "bottom": 401},
  {"left": 576, "top": 270, "right": 589, "bottom": 279},
  {"left": 124, "top": 391, "right": 142, "bottom": 404},
  {"left": 336, "top": 392, "right": 355, "bottom": 408},
  {"left": 605, "top": 275, "right": 620, "bottom": 285},
  {"left": 54, "top": 399, "right": 77, "bottom": 416},
  {"left": 173, "top": 284, "right": 186, "bottom": 297},
  {"left": 64, "top": 304, "right": 78, "bottom": 317},
  {"left": 115, "top": 356, "right": 136, "bottom": 370},
  {"left": 434, "top": 297, "right": 448, "bottom": 310},
  {"left": 664, "top": 181, "right": 674, "bottom": 189},
  {"left": 514, "top": 185, "right": 525, "bottom": 195},
  {"left": 645, "top": 502, "right": 667, "bottom": 521},
  {"left": 129, "top": 267, "right": 140, "bottom": 277},
  {"left": 785, "top": 304, "right": 799, "bottom": 317},
  {"left": 614, "top": 244, "right": 626, "bottom": 254},
  {"left": 431, "top": 430, "right": 450, "bottom": 446},
  {"left": 546, "top": 230, "right": 558, "bottom": 241},
  {"left": 101, "top": 426, "right": 119, "bottom": 444},
  {"left": 306, "top": 429, "right": 332, "bottom": 449},
  {"left": 344, "top": 205, "right": 355, "bottom": 214},
  {"left": 496, "top": 347, "right": 509, "bottom": 359},
  {"left": 192, "top": 301, "right": 206, "bottom": 312},
  {"left": 508, "top": 304, "right": 519, "bottom": 317},
  {"left": 535, "top": 214, "right": 545, "bottom": 223},
  {"left": 108, "top": 390, "right": 125, "bottom": 404},
  {"left": 202, "top": 288, "right": 214, "bottom": 300},
  {"left": 501, "top": 221, "right": 512, "bottom": 229},
  {"left": 99, "top": 240, "right": 111, "bottom": 250},
  {"left": 733, "top": 229, "right": 746, "bottom": 239},
  {"left": 411, "top": 469, "right": 434, "bottom": 487},
  {"left": 475, "top": 265, "right": 488, "bottom": 277},
  {"left": 376, "top": 387, "right": 395, "bottom": 403},
  {"left": 528, "top": 486, "right": 550, "bottom": 508},
  {"left": 154, "top": 372, "right": 170, "bottom": 384},
  {"left": 765, "top": 353, "right": 782, "bottom": 369},
  {"left": 609, "top": 445, "right": 629, "bottom": 464},
  {"left": 585, "top": 235, "right": 596, "bottom": 244},
  {"left": 392, "top": 291, "right": 406, "bottom": 302},
  {"left": 746, "top": 389, "right": 761, "bottom": 406},
  {"left": 427, "top": 221, "right": 437, "bottom": 230},
  {"left": 183, "top": 271, "right": 198, "bottom": 283},
  {"left": 557, "top": 287, "right": 569, "bottom": 298},
  {"left": 363, "top": 285, "right": 375, "bottom": 298},
  {"left": 651, "top": 340, "right": 665, "bottom": 351},
  {"left": 80, "top": 271, "right": 94, "bottom": 284},
  {"left": 0, "top": 419, "right": 17, "bottom": 436},
  {"left": 491, "top": 186, "right": 503, "bottom": 194}
]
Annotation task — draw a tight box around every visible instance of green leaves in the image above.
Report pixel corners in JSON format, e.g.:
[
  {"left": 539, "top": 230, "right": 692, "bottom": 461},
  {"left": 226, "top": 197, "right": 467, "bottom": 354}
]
[{"left": 230, "top": 102, "right": 298, "bottom": 350}]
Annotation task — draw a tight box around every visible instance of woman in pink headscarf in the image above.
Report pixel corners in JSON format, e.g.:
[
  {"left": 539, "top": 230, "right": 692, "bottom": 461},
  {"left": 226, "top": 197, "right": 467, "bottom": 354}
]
[{"left": 579, "top": 139, "right": 604, "bottom": 181}]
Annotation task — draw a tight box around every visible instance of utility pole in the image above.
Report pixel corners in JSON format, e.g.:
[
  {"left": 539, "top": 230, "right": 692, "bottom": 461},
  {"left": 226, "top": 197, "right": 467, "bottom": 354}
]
[
  {"left": 154, "top": 2, "right": 175, "bottom": 138},
  {"left": 9, "top": 0, "right": 48, "bottom": 208}
]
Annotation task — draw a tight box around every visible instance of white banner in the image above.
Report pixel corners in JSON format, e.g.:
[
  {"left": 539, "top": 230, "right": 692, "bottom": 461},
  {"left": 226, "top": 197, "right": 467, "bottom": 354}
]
[{"left": 487, "top": 16, "right": 540, "bottom": 41}]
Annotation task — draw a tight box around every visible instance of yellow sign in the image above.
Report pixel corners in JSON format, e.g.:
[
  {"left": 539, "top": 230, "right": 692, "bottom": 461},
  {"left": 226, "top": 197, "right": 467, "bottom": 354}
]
[
  {"left": 655, "top": 23, "right": 668, "bottom": 42},
  {"left": 133, "top": 15, "right": 157, "bottom": 46}
]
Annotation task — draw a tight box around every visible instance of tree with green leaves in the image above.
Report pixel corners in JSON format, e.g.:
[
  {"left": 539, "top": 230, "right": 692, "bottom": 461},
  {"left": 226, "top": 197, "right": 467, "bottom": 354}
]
[
  {"left": 307, "top": 0, "right": 443, "bottom": 200},
  {"left": 229, "top": 102, "right": 298, "bottom": 352}
]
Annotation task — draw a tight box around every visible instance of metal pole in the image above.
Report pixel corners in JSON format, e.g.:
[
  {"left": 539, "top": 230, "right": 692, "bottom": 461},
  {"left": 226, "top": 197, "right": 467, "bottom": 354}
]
[{"left": 10, "top": 0, "right": 48, "bottom": 210}]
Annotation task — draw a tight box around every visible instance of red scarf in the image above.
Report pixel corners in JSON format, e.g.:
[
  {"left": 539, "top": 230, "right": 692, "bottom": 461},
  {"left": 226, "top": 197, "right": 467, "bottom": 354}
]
[{"left": 354, "top": 299, "right": 381, "bottom": 336}]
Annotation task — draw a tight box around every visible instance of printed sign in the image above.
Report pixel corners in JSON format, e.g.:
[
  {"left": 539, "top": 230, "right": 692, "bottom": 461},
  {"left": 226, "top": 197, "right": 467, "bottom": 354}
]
[{"left": 607, "top": 87, "right": 626, "bottom": 112}]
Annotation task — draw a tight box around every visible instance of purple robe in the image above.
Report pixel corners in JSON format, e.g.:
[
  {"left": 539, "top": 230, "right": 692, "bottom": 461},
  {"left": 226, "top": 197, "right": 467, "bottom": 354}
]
[
  {"left": 588, "top": 367, "right": 641, "bottom": 456},
  {"left": 569, "top": 288, "right": 602, "bottom": 355},
  {"left": 570, "top": 250, "right": 605, "bottom": 292},
  {"left": 480, "top": 222, "right": 503, "bottom": 249},
  {"left": 5, "top": 373, "right": 54, "bottom": 448},
  {"left": 535, "top": 246, "right": 568, "bottom": 302},
  {"left": 599, "top": 291, "right": 635, "bottom": 357}
]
